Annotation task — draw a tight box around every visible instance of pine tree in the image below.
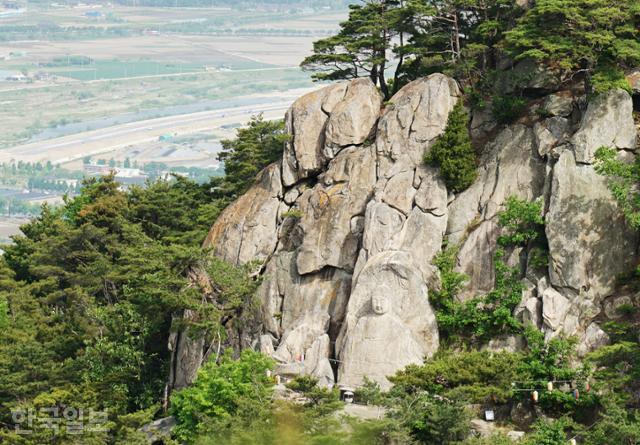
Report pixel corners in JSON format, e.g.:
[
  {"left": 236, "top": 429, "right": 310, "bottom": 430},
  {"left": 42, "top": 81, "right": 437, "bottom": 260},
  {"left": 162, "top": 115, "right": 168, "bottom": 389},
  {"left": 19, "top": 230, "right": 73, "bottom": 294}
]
[
  {"left": 505, "top": 0, "right": 640, "bottom": 94},
  {"left": 301, "top": 0, "right": 406, "bottom": 99},
  {"left": 218, "top": 114, "right": 288, "bottom": 197}
]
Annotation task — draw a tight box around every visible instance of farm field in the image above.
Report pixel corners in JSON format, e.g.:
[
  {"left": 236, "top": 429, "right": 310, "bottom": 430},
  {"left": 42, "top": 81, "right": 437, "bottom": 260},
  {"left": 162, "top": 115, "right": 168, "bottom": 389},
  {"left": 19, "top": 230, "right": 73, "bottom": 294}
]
[
  {"left": 0, "top": 4, "right": 345, "bottom": 150},
  {"left": 0, "top": 86, "right": 314, "bottom": 167}
]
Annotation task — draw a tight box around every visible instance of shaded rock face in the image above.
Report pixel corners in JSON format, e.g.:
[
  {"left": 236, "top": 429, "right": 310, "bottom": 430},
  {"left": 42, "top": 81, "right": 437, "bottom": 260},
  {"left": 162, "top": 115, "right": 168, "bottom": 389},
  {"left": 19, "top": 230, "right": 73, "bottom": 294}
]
[{"left": 190, "top": 79, "right": 639, "bottom": 391}]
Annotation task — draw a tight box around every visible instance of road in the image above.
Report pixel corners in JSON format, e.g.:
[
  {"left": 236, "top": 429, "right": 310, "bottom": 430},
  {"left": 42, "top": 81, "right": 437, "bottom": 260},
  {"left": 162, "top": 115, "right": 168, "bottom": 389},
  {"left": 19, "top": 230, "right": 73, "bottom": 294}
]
[
  {"left": 0, "top": 88, "right": 312, "bottom": 165},
  {"left": 0, "top": 66, "right": 300, "bottom": 94}
]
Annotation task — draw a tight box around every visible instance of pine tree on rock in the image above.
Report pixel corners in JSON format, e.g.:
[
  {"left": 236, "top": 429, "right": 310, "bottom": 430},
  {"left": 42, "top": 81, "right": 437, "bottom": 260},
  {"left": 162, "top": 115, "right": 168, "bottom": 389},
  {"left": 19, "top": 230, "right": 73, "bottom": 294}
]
[
  {"left": 425, "top": 102, "right": 477, "bottom": 193},
  {"left": 505, "top": 0, "right": 640, "bottom": 94}
]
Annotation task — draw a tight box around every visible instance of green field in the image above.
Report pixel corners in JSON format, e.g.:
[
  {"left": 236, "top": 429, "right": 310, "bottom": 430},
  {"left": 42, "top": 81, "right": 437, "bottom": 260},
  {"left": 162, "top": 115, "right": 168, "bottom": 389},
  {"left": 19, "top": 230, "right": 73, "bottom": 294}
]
[{"left": 37, "top": 56, "right": 278, "bottom": 80}]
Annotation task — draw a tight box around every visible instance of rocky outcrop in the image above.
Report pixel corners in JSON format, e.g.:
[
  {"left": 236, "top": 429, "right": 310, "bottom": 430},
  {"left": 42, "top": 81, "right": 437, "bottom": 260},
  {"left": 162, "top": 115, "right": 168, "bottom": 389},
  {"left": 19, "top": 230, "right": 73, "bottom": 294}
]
[
  {"left": 337, "top": 251, "right": 439, "bottom": 390},
  {"left": 203, "top": 163, "right": 282, "bottom": 264},
  {"left": 282, "top": 79, "right": 382, "bottom": 186},
  {"left": 572, "top": 89, "right": 636, "bottom": 163},
  {"left": 376, "top": 74, "right": 460, "bottom": 179},
  {"left": 295, "top": 144, "right": 377, "bottom": 275},
  {"left": 190, "top": 74, "right": 640, "bottom": 392}
]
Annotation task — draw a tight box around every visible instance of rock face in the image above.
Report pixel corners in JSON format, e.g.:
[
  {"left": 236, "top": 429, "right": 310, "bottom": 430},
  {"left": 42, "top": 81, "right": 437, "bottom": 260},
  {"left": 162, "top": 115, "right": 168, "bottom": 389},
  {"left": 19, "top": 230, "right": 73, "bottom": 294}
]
[
  {"left": 203, "top": 163, "right": 283, "bottom": 264},
  {"left": 188, "top": 75, "right": 639, "bottom": 392},
  {"left": 572, "top": 89, "right": 636, "bottom": 163},
  {"left": 282, "top": 79, "right": 383, "bottom": 186},
  {"left": 338, "top": 251, "right": 439, "bottom": 389}
]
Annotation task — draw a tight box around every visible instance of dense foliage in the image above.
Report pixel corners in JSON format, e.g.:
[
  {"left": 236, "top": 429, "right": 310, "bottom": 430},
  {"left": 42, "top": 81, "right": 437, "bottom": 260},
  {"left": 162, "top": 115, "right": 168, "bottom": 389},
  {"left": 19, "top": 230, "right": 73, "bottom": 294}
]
[
  {"left": 0, "top": 115, "right": 284, "bottom": 444},
  {"left": 431, "top": 197, "right": 545, "bottom": 344},
  {"left": 594, "top": 146, "right": 640, "bottom": 230},
  {"left": 217, "top": 115, "right": 288, "bottom": 198},
  {"left": 425, "top": 102, "right": 477, "bottom": 193},
  {"left": 303, "top": 0, "right": 640, "bottom": 98},
  {"left": 505, "top": 0, "right": 640, "bottom": 94}
]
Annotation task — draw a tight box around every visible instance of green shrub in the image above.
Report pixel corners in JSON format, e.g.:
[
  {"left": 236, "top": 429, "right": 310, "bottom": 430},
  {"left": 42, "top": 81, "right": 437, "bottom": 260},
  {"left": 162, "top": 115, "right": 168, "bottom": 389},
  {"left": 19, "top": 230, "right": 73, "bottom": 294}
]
[
  {"left": 431, "top": 197, "right": 550, "bottom": 344},
  {"left": 354, "top": 377, "right": 385, "bottom": 406},
  {"left": 425, "top": 102, "right": 477, "bottom": 193},
  {"left": 522, "top": 418, "right": 575, "bottom": 445},
  {"left": 460, "top": 434, "right": 515, "bottom": 445},
  {"left": 591, "top": 66, "right": 632, "bottom": 95},
  {"left": 594, "top": 146, "right": 640, "bottom": 230},
  {"left": 519, "top": 327, "right": 597, "bottom": 416},
  {"left": 581, "top": 403, "right": 640, "bottom": 445},
  {"left": 497, "top": 197, "right": 545, "bottom": 247},
  {"left": 389, "top": 350, "right": 521, "bottom": 404},
  {"left": 391, "top": 393, "right": 470, "bottom": 445},
  {"left": 435, "top": 247, "right": 523, "bottom": 343},
  {"left": 285, "top": 375, "right": 342, "bottom": 413},
  {"left": 170, "top": 350, "right": 274, "bottom": 442},
  {"left": 491, "top": 95, "right": 527, "bottom": 125}
]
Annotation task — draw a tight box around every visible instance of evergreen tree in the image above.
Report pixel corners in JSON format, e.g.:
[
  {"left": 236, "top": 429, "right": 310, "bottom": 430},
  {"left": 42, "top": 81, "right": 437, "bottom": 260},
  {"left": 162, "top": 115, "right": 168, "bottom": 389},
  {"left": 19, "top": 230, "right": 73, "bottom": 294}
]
[
  {"left": 301, "top": 0, "right": 407, "bottom": 99},
  {"left": 218, "top": 114, "right": 288, "bottom": 197},
  {"left": 425, "top": 102, "right": 477, "bottom": 193},
  {"left": 505, "top": 0, "right": 640, "bottom": 94}
]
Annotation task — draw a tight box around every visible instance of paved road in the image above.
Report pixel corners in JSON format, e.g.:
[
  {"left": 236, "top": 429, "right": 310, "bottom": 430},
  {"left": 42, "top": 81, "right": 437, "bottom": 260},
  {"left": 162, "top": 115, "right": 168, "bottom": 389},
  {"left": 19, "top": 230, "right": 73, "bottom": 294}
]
[{"left": 0, "top": 89, "right": 312, "bottom": 165}]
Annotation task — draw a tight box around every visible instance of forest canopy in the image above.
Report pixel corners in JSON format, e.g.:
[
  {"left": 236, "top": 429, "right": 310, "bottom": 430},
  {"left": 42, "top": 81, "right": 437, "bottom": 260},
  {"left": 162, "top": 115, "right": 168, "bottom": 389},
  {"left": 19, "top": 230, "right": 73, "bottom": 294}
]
[{"left": 301, "top": 0, "right": 640, "bottom": 98}]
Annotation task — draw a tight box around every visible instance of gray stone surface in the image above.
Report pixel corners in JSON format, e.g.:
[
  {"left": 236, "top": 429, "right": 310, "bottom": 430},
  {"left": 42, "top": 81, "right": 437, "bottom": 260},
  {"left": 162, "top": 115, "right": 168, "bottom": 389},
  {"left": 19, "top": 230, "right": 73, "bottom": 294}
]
[
  {"left": 203, "top": 163, "right": 282, "bottom": 265},
  {"left": 324, "top": 78, "right": 383, "bottom": 157},
  {"left": 572, "top": 89, "right": 636, "bottom": 163},
  {"left": 377, "top": 73, "right": 460, "bottom": 179},
  {"left": 282, "top": 82, "right": 348, "bottom": 186},
  {"left": 546, "top": 151, "right": 638, "bottom": 298},
  {"left": 338, "top": 251, "right": 439, "bottom": 389},
  {"left": 295, "top": 145, "right": 376, "bottom": 275}
]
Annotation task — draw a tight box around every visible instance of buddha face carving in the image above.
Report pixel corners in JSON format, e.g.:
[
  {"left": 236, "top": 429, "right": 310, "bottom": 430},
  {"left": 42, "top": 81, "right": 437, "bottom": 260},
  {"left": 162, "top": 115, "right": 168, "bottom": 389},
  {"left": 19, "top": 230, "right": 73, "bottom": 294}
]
[{"left": 371, "top": 292, "right": 390, "bottom": 315}]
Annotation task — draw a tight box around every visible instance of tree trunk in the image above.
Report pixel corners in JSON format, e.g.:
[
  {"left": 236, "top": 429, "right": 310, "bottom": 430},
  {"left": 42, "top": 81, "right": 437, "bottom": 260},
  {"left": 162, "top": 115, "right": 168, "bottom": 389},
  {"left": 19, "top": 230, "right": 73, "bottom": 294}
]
[
  {"left": 393, "top": 31, "right": 405, "bottom": 96},
  {"left": 379, "top": 65, "right": 389, "bottom": 100},
  {"left": 370, "top": 64, "right": 379, "bottom": 86}
]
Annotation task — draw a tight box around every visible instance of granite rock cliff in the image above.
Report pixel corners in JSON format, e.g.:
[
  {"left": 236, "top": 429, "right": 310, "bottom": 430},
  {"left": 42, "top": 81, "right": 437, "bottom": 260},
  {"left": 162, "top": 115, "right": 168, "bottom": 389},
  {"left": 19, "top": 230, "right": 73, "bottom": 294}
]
[{"left": 173, "top": 73, "right": 639, "bottom": 391}]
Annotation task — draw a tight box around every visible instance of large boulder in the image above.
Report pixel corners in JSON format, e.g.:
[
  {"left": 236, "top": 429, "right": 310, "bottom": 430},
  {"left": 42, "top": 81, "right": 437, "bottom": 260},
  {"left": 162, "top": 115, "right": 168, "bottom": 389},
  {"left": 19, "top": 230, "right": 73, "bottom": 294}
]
[
  {"left": 572, "top": 89, "right": 636, "bottom": 164},
  {"left": 202, "top": 163, "right": 282, "bottom": 265},
  {"left": 324, "top": 78, "right": 383, "bottom": 157},
  {"left": 282, "top": 79, "right": 382, "bottom": 186}
]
